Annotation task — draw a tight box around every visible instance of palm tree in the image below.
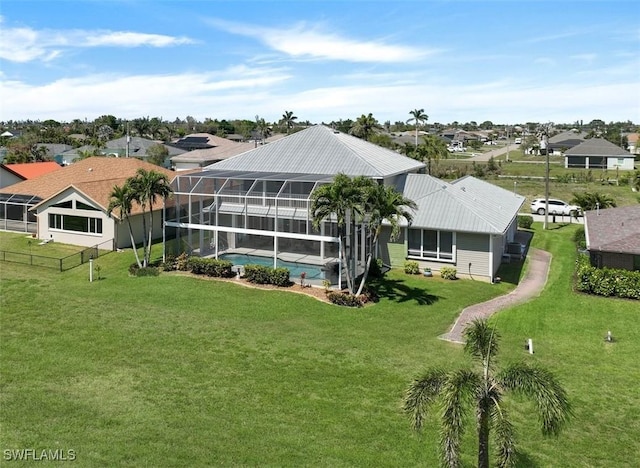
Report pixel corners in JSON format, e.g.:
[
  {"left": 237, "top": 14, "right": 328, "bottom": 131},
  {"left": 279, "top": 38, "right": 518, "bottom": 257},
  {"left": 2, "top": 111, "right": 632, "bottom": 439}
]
[
  {"left": 255, "top": 116, "right": 271, "bottom": 143},
  {"left": 107, "top": 184, "right": 142, "bottom": 268},
  {"left": 354, "top": 181, "right": 416, "bottom": 296},
  {"left": 407, "top": 109, "right": 429, "bottom": 147},
  {"left": 280, "top": 111, "right": 298, "bottom": 134},
  {"left": 311, "top": 174, "right": 365, "bottom": 293},
  {"left": 404, "top": 319, "right": 570, "bottom": 468},
  {"left": 349, "top": 113, "right": 379, "bottom": 141},
  {"left": 127, "top": 169, "right": 172, "bottom": 267},
  {"left": 419, "top": 135, "right": 450, "bottom": 175},
  {"left": 570, "top": 191, "right": 617, "bottom": 212}
]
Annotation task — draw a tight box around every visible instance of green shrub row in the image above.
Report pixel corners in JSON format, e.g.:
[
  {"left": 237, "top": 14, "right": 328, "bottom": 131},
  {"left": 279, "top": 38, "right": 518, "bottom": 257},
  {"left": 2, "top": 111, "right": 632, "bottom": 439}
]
[
  {"left": 440, "top": 266, "right": 457, "bottom": 280},
  {"left": 575, "top": 255, "right": 640, "bottom": 300},
  {"left": 517, "top": 215, "right": 534, "bottom": 229},
  {"left": 243, "top": 264, "right": 290, "bottom": 287},
  {"left": 186, "top": 257, "right": 235, "bottom": 278},
  {"left": 326, "top": 291, "right": 363, "bottom": 307}
]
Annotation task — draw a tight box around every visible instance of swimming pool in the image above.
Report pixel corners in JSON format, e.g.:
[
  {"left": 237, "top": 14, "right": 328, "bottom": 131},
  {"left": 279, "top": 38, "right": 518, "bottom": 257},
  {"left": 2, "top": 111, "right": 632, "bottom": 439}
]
[{"left": 219, "top": 253, "right": 325, "bottom": 280}]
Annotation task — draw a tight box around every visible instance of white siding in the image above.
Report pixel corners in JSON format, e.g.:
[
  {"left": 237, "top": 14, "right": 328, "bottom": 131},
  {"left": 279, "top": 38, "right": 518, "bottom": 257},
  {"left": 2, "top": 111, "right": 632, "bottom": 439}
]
[{"left": 456, "top": 232, "right": 492, "bottom": 281}]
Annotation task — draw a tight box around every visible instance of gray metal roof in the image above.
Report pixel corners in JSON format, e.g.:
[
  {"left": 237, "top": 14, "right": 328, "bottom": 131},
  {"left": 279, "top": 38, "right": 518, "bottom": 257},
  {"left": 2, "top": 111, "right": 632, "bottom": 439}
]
[
  {"left": 205, "top": 125, "right": 425, "bottom": 178},
  {"left": 585, "top": 205, "right": 640, "bottom": 255},
  {"left": 564, "top": 138, "right": 632, "bottom": 157},
  {"left": 405, "top": 174, "right": 524, "bottom": 234}
]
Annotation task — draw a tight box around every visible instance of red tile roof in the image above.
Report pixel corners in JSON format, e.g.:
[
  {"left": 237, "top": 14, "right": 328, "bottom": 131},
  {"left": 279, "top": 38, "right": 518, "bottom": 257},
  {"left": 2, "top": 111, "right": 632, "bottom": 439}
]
[
  {"left": 3, "top": 161, "right": 62, "bottom": 179},
  {"left": 2, "top": 157, "right": 175, "bottom": 216}
]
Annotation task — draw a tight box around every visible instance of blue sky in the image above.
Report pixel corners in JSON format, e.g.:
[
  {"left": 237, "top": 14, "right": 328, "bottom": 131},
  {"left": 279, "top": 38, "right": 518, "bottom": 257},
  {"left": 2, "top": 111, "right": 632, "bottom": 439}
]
[{"left": 1, "top": 0, "right": 638, "bottom": 125}]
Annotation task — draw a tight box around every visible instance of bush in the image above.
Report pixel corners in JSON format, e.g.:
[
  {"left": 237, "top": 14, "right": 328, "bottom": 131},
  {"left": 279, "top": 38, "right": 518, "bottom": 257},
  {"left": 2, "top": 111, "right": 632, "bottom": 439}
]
[
  {"left": 575, "top": 254, "right": 640, "bottom": 300},
  {"left": 129, "top": 263, "right": 160, "bottom": 277},
  {"left": 517, "top": 215, "right": 534, "bottom": 229},
  {"left": 243, "top": 264, "right": 291, "bottom": 286},
  {"left": 326, "top": 291, "right": 363, "bottom": 307},
  {"left": 186, "top": 257, "right": 234, "bottom": 277},
  {"left": 440, "top": 266, "right": 457, "bottom": 280},
  {"left": 404, "top": 260, "right": 420, "bottom": 275},
  {"left": 368, "top": 258, "right": 384, "bottom": 278},
  {"left": 573, "top": 227, "right": 586, "bottom": 250}
]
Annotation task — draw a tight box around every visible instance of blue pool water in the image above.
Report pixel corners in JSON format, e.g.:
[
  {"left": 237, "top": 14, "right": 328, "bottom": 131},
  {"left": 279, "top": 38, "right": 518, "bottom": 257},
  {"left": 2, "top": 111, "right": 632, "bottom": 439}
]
[{"left": 220, "top": 254, "right": 325, "bottom": 280}]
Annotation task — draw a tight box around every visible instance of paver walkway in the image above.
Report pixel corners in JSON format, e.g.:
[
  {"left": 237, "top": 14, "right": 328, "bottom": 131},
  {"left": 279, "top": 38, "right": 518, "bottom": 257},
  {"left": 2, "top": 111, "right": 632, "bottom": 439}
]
[{"left": 439, "top": 248, "right": 552, "bottom": 343}]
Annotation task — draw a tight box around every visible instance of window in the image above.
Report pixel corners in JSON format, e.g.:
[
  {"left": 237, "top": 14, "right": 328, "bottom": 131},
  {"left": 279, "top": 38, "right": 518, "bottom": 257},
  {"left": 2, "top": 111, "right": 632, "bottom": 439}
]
[
  {"left": 408, "top": 229, "right": 455, "bottom": 261},
  {"left": 76, "top": 201, "right": 99, "bottom": 211},
  {"left": 52, "top": 200, "right": 73, "bottom": 209},
  {"left": 49, "top": 214, "right": 103, "bottom": 234}
]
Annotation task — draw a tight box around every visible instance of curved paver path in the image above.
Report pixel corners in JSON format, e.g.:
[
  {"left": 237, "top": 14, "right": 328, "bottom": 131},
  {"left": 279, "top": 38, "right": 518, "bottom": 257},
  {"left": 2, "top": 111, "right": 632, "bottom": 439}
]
[{"left": 439, "top": 248, "right": 552, "bottom": 344}]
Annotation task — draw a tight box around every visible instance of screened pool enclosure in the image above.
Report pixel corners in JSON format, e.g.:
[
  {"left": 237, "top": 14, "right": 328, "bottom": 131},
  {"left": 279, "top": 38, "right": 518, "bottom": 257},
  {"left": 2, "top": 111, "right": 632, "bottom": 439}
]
[{"left": 164, "top": 170, "right": 372, "bottom": 286}]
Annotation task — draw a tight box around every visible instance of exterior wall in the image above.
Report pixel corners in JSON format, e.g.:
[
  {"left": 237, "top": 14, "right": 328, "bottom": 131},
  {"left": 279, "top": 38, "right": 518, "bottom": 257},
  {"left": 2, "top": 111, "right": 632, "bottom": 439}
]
[
  {"left": 606, "top": 157, "right": 635, "bottom": 170},
  {"left": 565, "top": 155, "right": 635, "bottom": 170},
  {"left": 456, "top": 232, "right": 492, "bottom": 281},
  {"left": 0, "top": 168, "right": 23, "bottom": 189},
  {"left": 113, "top": 211, "right": 164, "bottom": 249},
  {"left": 37, "top": 192, "right": 115, "bottom": 249},
  {"left": 378, "top": 227, "right": 406, "bottom": 268},
  {"left": 173, "top": 161, "right": 203, "bottom": 171},
  {"left": 591, "top": 251, "right": 635, "bottom": 271}
]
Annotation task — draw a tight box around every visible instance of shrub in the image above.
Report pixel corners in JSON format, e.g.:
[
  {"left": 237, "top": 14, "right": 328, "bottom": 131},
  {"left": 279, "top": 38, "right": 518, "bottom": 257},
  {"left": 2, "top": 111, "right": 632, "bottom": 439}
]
[
  {"left": 368, "top": 258, "right": 384, "bottom": 278},
  {"left": 404, "top": 260, "right": 420, "bottom": 275},
  {"left": 175, "top": 252, "right": 190, "bottom": 271},
  {"left": 186, "top": 257, "right": 234, "bottom": 277},
  {"left": 440, "top": 266, "right": 457, "bottom": 280},
  {"left": 573, "top": 227, "right": 586, "bottom": 250},
  {"left": 129, "top": 263, "right": 160, "bottom": 277},
  {"left": 359, "top": 286, "right": 379, "bottom": 304},
  {"left": 517, "top": 215, "right": 534, "bottom": 229},
  {"left": 243, "top": 264, "right": 291, "bottom": 286},
  {"left": 326, "top": 291, "right": 363, "bottom": 307},
  {"left": 575, "top": 254, "right": 640, "bottom": 300}
]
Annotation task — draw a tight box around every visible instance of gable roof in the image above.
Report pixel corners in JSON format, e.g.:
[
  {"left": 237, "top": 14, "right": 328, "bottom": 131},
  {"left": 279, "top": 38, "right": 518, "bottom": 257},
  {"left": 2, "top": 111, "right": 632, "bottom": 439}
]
[
  {"left": 585, "top": 205, "right": 640, "bottom": 255},
  {"left": 171, "top": 141, "right": 257, "bottom": 164},
  {"left": 564, "top": 138, "right": 632, "bottom": 157},
  {"left": 404, "top": 174, "right": 524, "bottom": 234},
  {"left": 1, "top": 157, "right": 175, "bottom": 215},
  {"left": 207, "top": 125, "right": 425, "bottom": 178},
  {"left": 105, "top": 136, "right": 186, "bottom": 157},
  {"left": 2, "top": 161, "right": 62, "bottom": 180}
]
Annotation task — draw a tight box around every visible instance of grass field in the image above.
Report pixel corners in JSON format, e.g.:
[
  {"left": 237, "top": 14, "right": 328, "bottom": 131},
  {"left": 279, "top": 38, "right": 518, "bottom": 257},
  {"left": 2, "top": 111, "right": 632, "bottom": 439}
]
[{"left": 1, "top": 226, "right": 639, "bottom": 466}]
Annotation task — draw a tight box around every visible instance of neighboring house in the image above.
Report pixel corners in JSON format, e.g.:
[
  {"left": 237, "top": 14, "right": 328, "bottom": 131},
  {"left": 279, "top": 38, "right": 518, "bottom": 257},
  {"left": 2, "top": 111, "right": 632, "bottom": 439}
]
[
  {"left": 564, "top": 138, "right": 635, "bottom": 170},
  {"left": 58, "top": 137, "right": 186, "bottom": 166},
  {"left": 0, "top": 157, "right": 174, "bottom": 249},
  {"left": 165, "top": 125, "right": 524, "bottom": 285},
  {"left": 547, "top": 130, "right": 588, "bottom": 156},
  {"left": 0, "top": 161, "right": 62, "bottom": 188},
  {"left": 584, "top": 205, "right": 640, "bottom": 271},
  {"left": 625, "top": 133, "right": 638, "bottom": 155},
  {"left": 170, "top": 141, "right": 256, "bottom": 171},
  {"left": 36, "top": 143, "right": 73, "bottom": 160}
]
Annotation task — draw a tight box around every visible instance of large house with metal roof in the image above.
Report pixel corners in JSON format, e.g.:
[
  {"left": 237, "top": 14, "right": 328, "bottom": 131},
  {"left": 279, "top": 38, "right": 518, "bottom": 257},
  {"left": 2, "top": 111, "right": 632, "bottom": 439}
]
[{"left": 165, "top": 125, "right": 524, "bottom": 284}]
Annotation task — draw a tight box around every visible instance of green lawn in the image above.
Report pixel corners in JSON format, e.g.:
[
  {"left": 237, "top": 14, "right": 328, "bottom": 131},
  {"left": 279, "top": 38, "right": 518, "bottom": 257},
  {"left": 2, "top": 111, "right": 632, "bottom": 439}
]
[{"left": 1, "top": 227, "right": 639, "bottom": 466}]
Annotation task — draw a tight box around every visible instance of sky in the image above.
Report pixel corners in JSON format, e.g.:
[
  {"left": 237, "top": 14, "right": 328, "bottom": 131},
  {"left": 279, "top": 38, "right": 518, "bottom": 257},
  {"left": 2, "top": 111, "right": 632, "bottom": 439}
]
[{"left": 1, "top": 0, "right": 639, "bottom": 126}]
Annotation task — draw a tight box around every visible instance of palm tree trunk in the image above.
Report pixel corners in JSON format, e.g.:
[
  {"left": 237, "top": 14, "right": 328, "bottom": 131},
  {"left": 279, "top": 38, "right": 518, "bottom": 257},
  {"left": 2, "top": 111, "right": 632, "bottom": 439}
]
[
  {"left": 146, "top": 200, "right": 154, "bottom": 266},
  {"left": 478, "top": 400, "right": 491, "bottom": 468},
  {"left": 125, "top": 214, "right": 142, "bottom": 268},
  {"left": 355, "top": 229, "right": 379, "bottom": 296}
]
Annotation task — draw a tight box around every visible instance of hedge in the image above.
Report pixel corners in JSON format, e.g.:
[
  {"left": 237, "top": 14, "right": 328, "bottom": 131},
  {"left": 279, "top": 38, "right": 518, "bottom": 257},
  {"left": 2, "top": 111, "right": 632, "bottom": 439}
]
[
  {"left": 243, "top": 264, "right": 291, "bottom": 287},
  {"left": 575, "top": 254, "right": 640, "bottom": 300},
  {"left": 517, "top": 215, "right": 534, "bottom": 229},
  {"left": 186, "top": 257, "right": 235, "bottom": 278}
]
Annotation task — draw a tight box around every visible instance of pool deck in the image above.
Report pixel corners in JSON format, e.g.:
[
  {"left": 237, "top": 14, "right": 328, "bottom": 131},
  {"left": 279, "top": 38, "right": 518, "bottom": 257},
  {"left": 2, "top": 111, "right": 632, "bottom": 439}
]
[{"left": 221, "top": 248, "right": 338, "bottom": 266}]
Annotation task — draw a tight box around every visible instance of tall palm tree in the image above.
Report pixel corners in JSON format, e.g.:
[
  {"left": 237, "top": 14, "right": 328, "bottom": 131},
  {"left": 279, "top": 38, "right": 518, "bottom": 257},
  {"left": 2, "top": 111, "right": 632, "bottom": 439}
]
[
  {"left": 404, "top": 319, "right": 570, "bottom": 468},
  {"left": 107, "top": 184, "right": 142, "bottom": 268},
  {"left": 127, "top": 169, "right": 172, "bottom": 266},
  {"left": 419, "top": 135, "right": 450, "bottom": 175},
  {"left": 280, "top": 110, "right": 298, "bottom": 134},
  {"left": 407, "top": 108, "right": 429, "bottom": 147},
  {"left": 255, "top": 116, "right": 271, "bottom": 143},
  {"left": 354, "top": 181, "right": 416, "bottom": 296},
  {"left": 311, "top": 174, "right": 365, "bottom": 293},
  {"left": 349, "top": 113, "right": 379, "bottom": 141}
]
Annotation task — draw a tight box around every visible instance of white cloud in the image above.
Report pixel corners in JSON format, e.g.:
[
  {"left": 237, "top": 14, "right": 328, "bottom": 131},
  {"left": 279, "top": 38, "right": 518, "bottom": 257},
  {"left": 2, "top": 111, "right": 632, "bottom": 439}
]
[
  {"left": 207, "top": 18, "right": 433, "bottom": 63},
  {"left": 0, "top": 20, "right": 194, "bottom": 63}
]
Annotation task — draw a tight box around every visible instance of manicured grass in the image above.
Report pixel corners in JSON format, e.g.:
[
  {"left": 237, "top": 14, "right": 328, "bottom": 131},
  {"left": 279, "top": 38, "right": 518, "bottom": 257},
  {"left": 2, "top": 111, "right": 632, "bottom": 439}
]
[{"left": 1, "top": 227, "right": 639, "bottom": 466}]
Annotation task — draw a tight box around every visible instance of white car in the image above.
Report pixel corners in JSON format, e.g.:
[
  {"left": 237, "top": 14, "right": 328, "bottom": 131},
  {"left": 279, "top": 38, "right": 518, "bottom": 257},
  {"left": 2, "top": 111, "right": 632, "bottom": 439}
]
[{"left": 530, "top": 198, "right": 581, "bottom": 216}]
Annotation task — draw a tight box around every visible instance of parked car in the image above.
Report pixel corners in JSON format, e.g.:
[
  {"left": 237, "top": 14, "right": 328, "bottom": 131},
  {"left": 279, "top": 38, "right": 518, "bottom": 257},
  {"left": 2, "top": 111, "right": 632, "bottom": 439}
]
[{"left": 530, "top": 198, "right": 581, "bottom": 216}]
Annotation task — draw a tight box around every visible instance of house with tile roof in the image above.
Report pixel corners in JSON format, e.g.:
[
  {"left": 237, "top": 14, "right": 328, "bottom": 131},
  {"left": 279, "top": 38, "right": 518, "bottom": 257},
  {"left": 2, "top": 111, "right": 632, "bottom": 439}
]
[
  {"left": 0, "top": 157, "right": 174, "bottom": 249},
  {"left": 166, "top": 125, "right": 524, "bottom": 284},
  {"left": 564, "top": 138, "right": 635, "bottom": 170},
  {"left": 1, "top": 161, "right": 63, "bottom": 188},
  {"left": 584, "top": 205, "right": 640, "bottom": 271}
]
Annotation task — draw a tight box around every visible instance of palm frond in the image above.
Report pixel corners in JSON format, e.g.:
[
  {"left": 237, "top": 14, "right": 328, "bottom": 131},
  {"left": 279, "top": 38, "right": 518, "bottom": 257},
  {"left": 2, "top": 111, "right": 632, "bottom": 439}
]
[
  {"left": 403, "top": 368, "right": 447, "bottom": 432},
  {"left": 498, "top": 362, "right": 571, "bottom": 436},
  {"left": 464, "top": 319, "right": 500, "bottom": 367},
  {"left": 489, "top": 390, "right": 516, "bottom": 468},
  {"left": 440, "top": 369, "right": 480, "bottom": 468}
]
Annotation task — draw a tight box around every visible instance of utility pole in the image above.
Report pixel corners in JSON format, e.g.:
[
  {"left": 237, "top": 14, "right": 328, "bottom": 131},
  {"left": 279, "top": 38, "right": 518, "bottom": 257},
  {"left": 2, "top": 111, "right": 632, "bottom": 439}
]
[{"left": 540, "top": 123, "right": 552, "bottom": 230}]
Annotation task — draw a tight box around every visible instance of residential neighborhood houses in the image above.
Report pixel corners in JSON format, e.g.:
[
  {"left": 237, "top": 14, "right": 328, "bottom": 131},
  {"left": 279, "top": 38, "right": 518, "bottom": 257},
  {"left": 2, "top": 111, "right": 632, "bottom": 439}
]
[{"left": 0, "top": 117, "right": 638, "bottom": 284}]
